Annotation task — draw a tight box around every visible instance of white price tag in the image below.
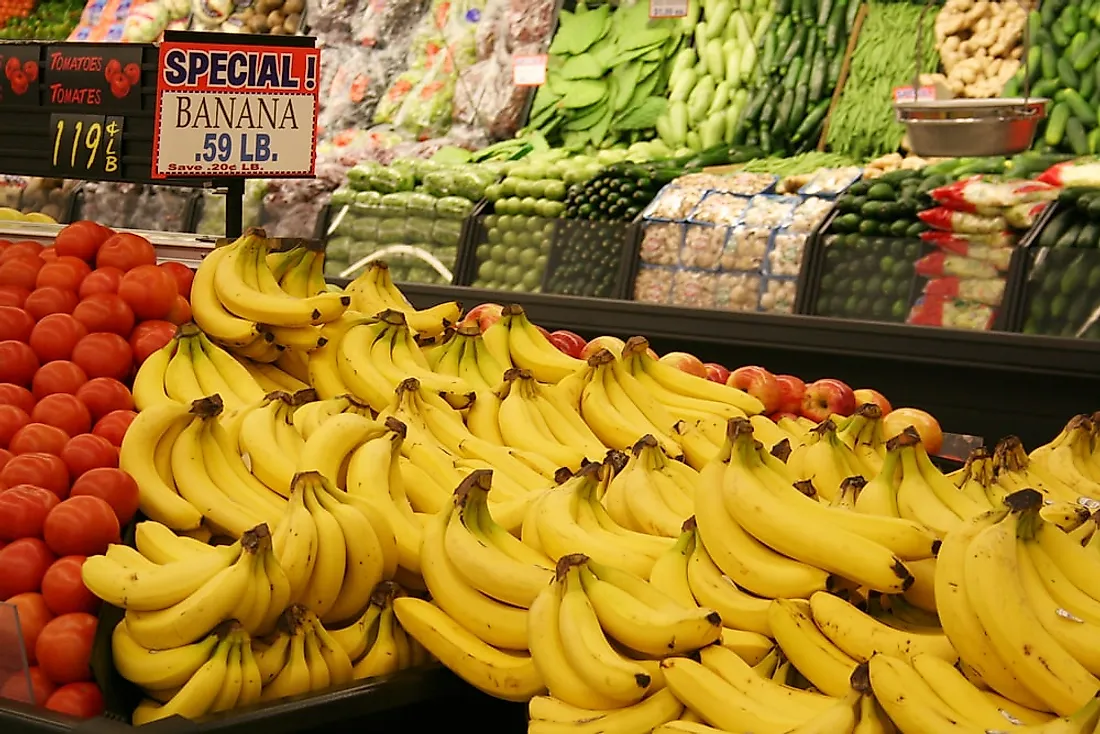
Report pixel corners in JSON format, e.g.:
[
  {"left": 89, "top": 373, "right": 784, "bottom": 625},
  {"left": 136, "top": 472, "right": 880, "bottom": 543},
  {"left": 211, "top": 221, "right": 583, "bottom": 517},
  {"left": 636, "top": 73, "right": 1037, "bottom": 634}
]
[
  {"left": 649, "top": 0, "right": 688, "bottom": 18},
  {"left": 513, "top": 54, "right": 547, "bottom": 87}
]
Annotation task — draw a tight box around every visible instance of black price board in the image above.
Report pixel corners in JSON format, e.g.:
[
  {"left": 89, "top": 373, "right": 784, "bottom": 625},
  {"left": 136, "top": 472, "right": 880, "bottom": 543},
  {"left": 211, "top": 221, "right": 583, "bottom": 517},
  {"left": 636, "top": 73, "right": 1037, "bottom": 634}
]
[
  {"left": 48, "top": 113, "right": 124, "bottom": 178},
  {"left": 43, "top": 45, "right": 143, "bottom": 109}
]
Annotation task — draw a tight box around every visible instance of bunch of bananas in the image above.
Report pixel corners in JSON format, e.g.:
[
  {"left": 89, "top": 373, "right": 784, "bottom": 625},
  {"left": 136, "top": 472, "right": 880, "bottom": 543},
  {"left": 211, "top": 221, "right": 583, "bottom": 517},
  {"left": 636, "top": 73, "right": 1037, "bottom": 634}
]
[{"left": 344, "top": 261, "right": 461, "bottom": 340}]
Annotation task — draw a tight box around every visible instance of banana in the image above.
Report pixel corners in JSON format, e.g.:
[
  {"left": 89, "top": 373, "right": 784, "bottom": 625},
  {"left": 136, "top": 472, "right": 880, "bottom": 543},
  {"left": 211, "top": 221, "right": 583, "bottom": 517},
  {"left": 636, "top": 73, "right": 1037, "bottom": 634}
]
[
  {"left": 768, "top": 599, "right": 859, "bottom": 699},
  {"left": 352, "top": 593, "right": 402, "bottom": 679},
  {"left": 693, "top": 433, "right": 829, "bottom": 600},
  {"left": 261, "top": 609, "right": 314, "bottom": 701},
  {"left": 134, "top": 520, "right": 217, "bottom": 564},
  {"left": 272, "top": 476, "right": 319, "bottom": 603},
  {"left": 855, "top": 446, "right": 902, "bottom": 517},
  {"left": 556, "top": 560, "right": 652, "bottom": 705},
  {"left": 895, "top": 430, "right": 964, "bottom": 537},
  {"left": 369, "top": 312, "right": 475, "bottom": 405},
  {"left": 934, "top": 506, "right": 1048, "bottom": 710},
  {"left": 995, "top": 436, "right": 1080, "bottom": 503},
  {"left": 910, "top": 652, "right": 1032, "bottom": 731},
  {"left": 789, "top": 419, "right": 863, "bottom": 503},
  {"left": 312, "top": 476, "right": 389, "bottom": 625},
  {"left": 106, "top": 543, "right": 160, "bottom": 570},
  {"left": 786, "top": 686, "right": 862, "bottom": 734},
  {"left": 660, "top": 656, "right": 805, "bottom": 733},
  {"left": 346, "top": 422, "right": 423, "bottom": 576},
  {"left": 111, "top": 621, "right": 219, "bottom": 690},
  {"left": 629, "top": 337, "right": 763, "bottom": 415},
  {"left": 808, "top": 591, "right": 957, "bottom": 664},
  {"left": 164, "top": 335, "right": 207, "bottom": 406},
  {"left": 648, "top": 526, "right": 698, "bottom": 609},
  {"left": 419, "top": 498, "right": 529, "bottom": 650},
  {"left": 232, "top": 336, "right": 284, "bottom": 364},
  {"left": 235, "top": 547, "right": 272, "bottom": 637},
  {"left": 199, "top": 413, "right": 286, "bottom": 517},
  {"left": 210, "top": 636, "right": 245, "bottom": 713},
  {"left": 241, "top": 357, "right": 310, "bottom": 394},
  {"left": 579, "top": 563, "right": 722, "bottom": 656},
  {"left": 346, "top": 261, "right": 460, "bottom": 338},
  {"left": 500, "top": 304, "right": 584, "bottom": 383},
  {"left": 191, "top": 245, "right": 261, "bottom": 348},
  {"left": 297, "top": 411, "right": 384, "bottom": 484},
  {"left": 291, "top": 396, "right": 351, "bottom": 439},
  {"left": 622, "top": 351, "right": 746, "bottom": 423},
  {"left": 720, "top": 627, "right": 774, "bottom": 666},
  {"left": 131, "top": 633, "right": 233, "bottom": 725},
  {"left": 238, "top": 638, "right": 264, "bottom": 707},
  {"left": 963, "top": 489, "right": 1098, "bottom": 715},
  {"left": 171, "top": 400, "right": 269, "bottom": 538},
  {"left": 327, "top": 599, "right": 382, "bottom": 662},
  {"left": 467, "top": 387, "right": 505, "bottom": 445},
  {"left": 685, "top": 531, "right": 772, "bottom": 637},
  {"left": 393, "top": 596, "right": 544, "bottom": 701},
  {"left": 81, "top": 539, "right": 239, "bottom": 611},
  {"left": 398, "top": 456, "right": 451, "bottom": 514},
  {"left": 302, "top": 623, "right": 331, "bottom": 691},
  {"left": 305, "top": 612, "right": 354, "bottom": 685},
  {"left": 724, "top": 419, "right": 914, "bottom": 593},
  {"left": 854, "top": 693, "right": 895, "bottom": 734},
  {"left": 497, "top": 369, "right": 590, "bottom": 470},
  {"left": 1034, "top": 512, "right": 1100, "bottom": 604},
  {"left": 869, "top": 653, "right": 997, "bottom": 734},
  {"left": 121, "top": 402, "right": 204, "bottom": 530},
  {"left": 618, "top": 436, "right": 692, "bottom": 537},
  {"left": 298, "top": 474, "right": 346, "bottom": 619},
  {"left": 214, "top": 234, "right": 350, "bottom": 327},
  {"left": 655, "top": 722, "right": 729, "bottom": 734},
  {"left": 526, "top": 689, "right": 684, "bottom": 734},
  {"left": 443, "top": 470, "right": 553, "bottom": 608},
  {"left": 263, "top": 324, "right": 326, "bottom": 352},
  {"left": 698, "top": 644, "right": 836, "bottom": 717},
  {"left": 253, "top": 632, "right": 290, "bottom": 685},
  {"left": 132, "top": 338, "right": 177, "bottom": 410},
  {"left": 1032, "top": 416, "right": 1100, "bottom": 497},
  {"left": 952, "top": 447, "right": 999, "bottom": 508},
  {"left": 238, "top": 395, "right": 299, "bottom": 496}
]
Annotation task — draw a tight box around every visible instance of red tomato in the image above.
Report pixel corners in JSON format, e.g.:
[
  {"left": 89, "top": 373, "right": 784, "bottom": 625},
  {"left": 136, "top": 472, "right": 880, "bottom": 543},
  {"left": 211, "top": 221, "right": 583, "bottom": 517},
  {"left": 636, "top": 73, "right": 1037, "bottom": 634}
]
[
  {"left": 35, "top": 612, "right": 97, "bottom": 684},
  {"left": 0, "top": 485, "right": 60, "bottom": 539},
  {"left": 53, "top": 222, "right": 110, "bottom": 263},
  {"left": 160, "top": 261, "right": 195, "bottom": 299},
  {"left": 76, "top": 267, "right": 122, "bottom": 299},
  {"left": 129, "top": 320, "right": 176, "bottom": 364},
  {"left": 95, "top": 234, "right": 155, "bottom": 272},
  {"left": 70, "top": 468, "right": 137, "bottom": 525},
  {"left": 0, "top": 453, "right": 70, "bottom": 499},
  {"left": 0, "top": 285, "right": 30, "bottom": 308},
  {"left": 44, "top": 496, "right": 118, "bottom": 557},
  {"left": 166, "top": 295, "right": 192, "bottom": 326},
  {"left": 92, "top": 410, "right": 135, "bottom": 447},
  {"left": 29, "top": 314, "right": 88, "bottom": 364},
  {"left": 39, "top": 248, "right": 57, "bottom": 262},
  {"left": 41, "top": 556, "right": 98, "bottom": 616},
  {"left": 72, "top": 333, "right": 132, "bottom": 381},
  {"left": 72, "top": 293, "right": 134, "bottom": 337},
  {"left": 75, "top": 378, "right": 133, "bottom": 422},
  {"left": 9, "top": 424, "right": 69, "bottom": 457},
  {"left": 31, "top": 361, "right": 88, "bottom": 399},
  {"left": 0, "top": 340, "right": 39, "bottom": 385},
  {"left": 35, "top": 257, "right": 91, "bottom": 292},
  {"left": 4, "top": 593, "right": 52, "bottom": 664},
  {"left": 0, "top": 665, "right": 56, "bottom": 704},
  {"left": 118, "top": 265, "right": 178, "bottom": 321},
  {"left": 0, "top": 256, "right": 45, "bottom": 291},
  {"left": 0, "top": 242, "right": 42, "bottom": 263},
  {"left": 0, "top": 538, "right": 55, "bottom": 599},
  {"left": 0, "top": 306, "right": 34, "bottom": 341},
  {"left": 0, "top": 405, "right": 29, "bottom": 449},
  {"left": 0, "top": 384, "right": 34, "bottom": 414},
  {"left": 23, "top": 287, "right": 78, "bottom": 321},
  {"left": 45, "top": 682, "right": 104, "bottom": 718},
  {"left": 31, "top": 394, "right": 91, "bottom": 437},
  {"left": 61, "top": 434, "right": 117, "bottom": 477},
  {"left": 0, "top": 449, "right": 11, "bottom": 472}
]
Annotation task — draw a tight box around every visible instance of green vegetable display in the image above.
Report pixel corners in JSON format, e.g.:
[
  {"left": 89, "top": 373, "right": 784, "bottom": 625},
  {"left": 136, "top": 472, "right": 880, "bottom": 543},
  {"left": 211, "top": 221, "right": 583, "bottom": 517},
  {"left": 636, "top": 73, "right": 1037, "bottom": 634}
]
[
  {"left": 825, "top": 0, "right": 939, "bottom": 159},
  {"left": 1023, "top": 193, "right": 1100, "bottom": 339},
  {"left": 737, "top": 151, "right": 857, "bottom": 176},
  {"left": 544, "top": 220, "right": 631, "bottom": 297},
  {"left": 828, "top": 169, "right": 933, "bottom": 239},
  {"left": 814, "top": 234, "right": 924, "bottom": 322},
  {"left": 527, "top": 0, "right": 684, "bottom": 150},
  {"left": 0, "top": 0, "right": 81, "bottom": 39},
  {"left": 1007, "top": 0, "right": 1100, "bottom": 155},
  {"left": 731, "top": 0, "right": 856, "bottom": 155}
]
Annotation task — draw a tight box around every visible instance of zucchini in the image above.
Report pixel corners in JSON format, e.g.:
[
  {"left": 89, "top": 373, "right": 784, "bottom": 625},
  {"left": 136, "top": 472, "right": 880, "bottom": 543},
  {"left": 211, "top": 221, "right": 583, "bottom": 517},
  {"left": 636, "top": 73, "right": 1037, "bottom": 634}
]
[
  {"left": 773, "top": 87, "right": 796, "bottom": 136},
  {"left": 759, "top": 87, "right": 782, "bottom": 127},
  {"left": 783, "top": 57, "right": 804, "bottom": 90},
  {"left": 1052, "top": 21, "right": 1071, "bottom": 48},
  {"left": 809, "top": 48, "right": 828, "bottom": 102},
  {"left": 1068, "top": 31, "right": 1089, "bottom": 60},
  {"left": 1031, "top": 78, "right": 1060, "bottom": 99},
  {"left": 1046, "top": 102, "right": 1071, "bottom": 146},
  {"left": 741, "top": 86, "right": 769, "bottom": 124},
  {"left": 791, "top": 99, "right": 829, "bottom": 143},
  {"left": 791, "top": 82, "right": 809, "bottom": 127},
  {"left": 1067, "top": 117, "right": 1089, "bottom": 155},
  {"left": 779, "top": 25, "right": 807, "bottom": 68},
  {"left": 828, "top": 47, "right": 845, "bottom": 88},
  {"left": 846, "top": 0, "right": 860, "bottom": 32},
  {"left": 1081, "top": 65, "right": 1096, "bottom": 100},
  {"left": 1038, "top": 209, "right": 1073, "bottom": 247},
  {"left": 761, "top": 26, "right": 779, "bottom": 72},
  {"left": 826, "top": 4, "right": 844, "bottom": 50},
  {"left": 817, "top": 0, "right": 832, "bottom": 26}
]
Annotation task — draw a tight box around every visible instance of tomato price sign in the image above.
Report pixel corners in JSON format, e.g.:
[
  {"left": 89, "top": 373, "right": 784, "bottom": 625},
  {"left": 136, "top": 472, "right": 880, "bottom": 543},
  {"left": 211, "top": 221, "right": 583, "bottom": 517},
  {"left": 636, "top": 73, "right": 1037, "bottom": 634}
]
[
  {"left": 152, "top": 39, "right": 320, "bottom": 179},
  {"left": 49, "top": 113, "right": 124, "bottom": 178}
]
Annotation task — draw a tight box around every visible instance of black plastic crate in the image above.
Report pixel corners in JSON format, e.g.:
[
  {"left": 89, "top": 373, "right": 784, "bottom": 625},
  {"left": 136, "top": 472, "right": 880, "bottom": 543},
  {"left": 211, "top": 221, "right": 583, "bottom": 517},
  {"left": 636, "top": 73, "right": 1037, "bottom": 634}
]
[
  {"left": 1015, "top": 247, "right": 1100, "bottom": 339},
  {"left": 810, "top": 234, "right": 930, "bottom": 324}
]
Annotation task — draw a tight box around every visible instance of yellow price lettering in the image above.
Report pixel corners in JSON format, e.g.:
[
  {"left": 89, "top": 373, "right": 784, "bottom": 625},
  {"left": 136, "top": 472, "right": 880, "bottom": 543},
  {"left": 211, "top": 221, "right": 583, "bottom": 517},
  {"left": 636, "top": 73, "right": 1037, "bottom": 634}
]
[{"left": 51, "top": 118, "right": 107, "bottom": 172}]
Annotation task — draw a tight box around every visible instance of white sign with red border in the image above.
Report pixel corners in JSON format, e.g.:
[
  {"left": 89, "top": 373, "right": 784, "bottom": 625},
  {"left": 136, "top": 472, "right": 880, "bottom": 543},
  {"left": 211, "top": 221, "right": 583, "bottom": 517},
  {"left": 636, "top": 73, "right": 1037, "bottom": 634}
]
[
  {"left": 649, "top": 0, "right": 688, "bottom": 18},
  {"left": 152, "top": 39, "right": 320, "bottom": 179},
  {"left": 513, "top": 54, "right": 548, "bottom": 87}
]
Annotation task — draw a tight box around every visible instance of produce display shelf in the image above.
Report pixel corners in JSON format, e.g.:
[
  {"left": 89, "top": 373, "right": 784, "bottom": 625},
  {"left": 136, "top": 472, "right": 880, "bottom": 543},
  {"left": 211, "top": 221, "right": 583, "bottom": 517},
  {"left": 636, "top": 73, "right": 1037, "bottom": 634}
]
[
  {"left": 393, "top": 283, "right": 1100, "bottom": 449},
  {"left": 0, "top": 668, "right": 526, "bottom": 734}
]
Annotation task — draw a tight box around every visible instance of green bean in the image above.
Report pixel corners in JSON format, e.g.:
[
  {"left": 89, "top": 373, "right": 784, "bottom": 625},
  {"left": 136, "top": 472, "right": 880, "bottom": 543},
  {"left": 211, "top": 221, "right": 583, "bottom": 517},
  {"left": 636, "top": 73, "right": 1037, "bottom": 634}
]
[
  {"left": 739, "top": 151, "right": 858, "bottom": 176},
  {"left": 825, "top": 1, "right": 940, "bottom": 159}
]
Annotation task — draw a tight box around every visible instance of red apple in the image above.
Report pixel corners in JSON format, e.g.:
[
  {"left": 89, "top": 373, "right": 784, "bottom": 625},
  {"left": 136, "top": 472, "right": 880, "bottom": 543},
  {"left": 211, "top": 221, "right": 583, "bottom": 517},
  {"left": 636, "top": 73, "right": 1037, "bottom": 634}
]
[
  {"left": 853, "top": 388, "right": 893, "bottom": 415},
  {"left": 548, "top": 330, "right": 587, "bottom": 359},
  {"left": 774, "top": 375, "right": 806, "bottom": 415},
  {"left": 769, "top": 411, "right": 801, "bottom": 422},
  {"left": 883, "top": 407, "right": 943, "bottom": 455},
  {"left": 659, "top": 351, "right": 708, "bottom": 379},
  {"left": 727, "top": 366, "right": 781, "bottom": 413},
  {"left": 582, "top": 335, "right": 626, "bottom": 359},
  {"left": 704, "top": 363, "right": 731, "bottom": 384},
  {"left": 462, "top": 303, "right": 503, "bottom": 332},
  {"left": 801, "top": 378, "right": 856, "bottom": 422}
]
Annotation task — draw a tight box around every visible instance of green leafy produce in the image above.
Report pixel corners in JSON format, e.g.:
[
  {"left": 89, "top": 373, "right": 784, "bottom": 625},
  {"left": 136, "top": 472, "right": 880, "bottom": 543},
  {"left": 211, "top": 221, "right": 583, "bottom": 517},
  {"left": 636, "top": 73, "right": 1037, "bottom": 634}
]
[
  {"left": 0, "top": 0, "right": 81, "bottom": 39},
  {"left": 528, "top": 0, "right": 682, "bottom": 149},
  {"left": 825, "top": 1, "right": 940, "bottom": 159}
]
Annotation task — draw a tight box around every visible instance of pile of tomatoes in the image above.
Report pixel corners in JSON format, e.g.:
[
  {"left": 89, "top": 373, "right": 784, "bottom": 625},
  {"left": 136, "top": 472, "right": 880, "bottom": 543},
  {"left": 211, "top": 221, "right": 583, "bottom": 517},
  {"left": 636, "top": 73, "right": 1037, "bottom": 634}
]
[{"left": 0, "top": 221, "right": 195, "bottom": 719}]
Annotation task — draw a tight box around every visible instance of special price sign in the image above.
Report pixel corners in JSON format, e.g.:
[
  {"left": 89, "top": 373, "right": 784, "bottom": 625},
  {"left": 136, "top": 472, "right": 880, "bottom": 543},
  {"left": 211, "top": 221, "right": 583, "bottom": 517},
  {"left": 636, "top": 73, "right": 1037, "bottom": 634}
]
[{"left": 152, "top": 39, "right": 320, "bottom": 179}]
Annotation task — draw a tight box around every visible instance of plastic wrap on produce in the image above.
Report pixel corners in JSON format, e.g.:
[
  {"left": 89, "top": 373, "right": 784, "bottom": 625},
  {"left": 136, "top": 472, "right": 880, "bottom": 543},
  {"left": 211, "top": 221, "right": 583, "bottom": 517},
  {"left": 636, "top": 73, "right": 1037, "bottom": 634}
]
[
  {"left": 318, "top": 48, "right": 391, "bottom": 138},
  {"left": 307, "top": 0, "right": 358, "bottom": 44},
  {"left": 715, "top": 272, "right": 762, "bottom": 312},
  {"left": 930, "top": 177, "right": 1058, "bottom": 214},
  {"left": 196, "top": 182, "right": 266, "bottom": 236},
  {"left": 915, "top": 251, "right": 1000, "bottom": 280},
  {"left": 760, "top": 278, "right": 797, "bottom": 314},
  {"left": 918, "top": 207, "right": 1007, "bottom": 234},
  {"left": 633, "top": 265, "right": 673, "bottom": 304},
  {"left": 766, "top": 230, "right": 807, "bottom": 277},
  {"left": 354, "top": 0, "right": 430, "bottom": 47},
  {"left": 681, "top": 224, "right": 727, "bottom": 270},
  {"left": 453, "top": 12, "right": 531, "bottom": 139},
  {"left": 79, "top": 183, "right": 191, "bottom": 231},
  {"left": 640, "top": 222, "right": 684, "bottom": 266},
  {"left": 507, "top": 0, "right": 554, "bottom": 45},
  {"left": 908, "top": 296, "right": 997, "bottom": 331},
  {"left": 923, "top": 276, "right": 1006, "bottom": 308},
  {"left": 689, "top": 192, "right": 750, "bottom": 225},
  {"left": 394, "top": 55, "right": 458, "bottom": 139},
  {"left": 721, "top": 226, "right": 770, "bottom": 273}
]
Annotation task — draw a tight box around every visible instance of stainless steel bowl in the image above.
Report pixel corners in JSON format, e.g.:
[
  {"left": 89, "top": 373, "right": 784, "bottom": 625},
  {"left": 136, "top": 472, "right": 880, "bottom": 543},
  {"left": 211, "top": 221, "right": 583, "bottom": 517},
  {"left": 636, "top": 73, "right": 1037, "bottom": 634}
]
[{"left": 895, "top": 98, "right": 1048, "bottom": 157}]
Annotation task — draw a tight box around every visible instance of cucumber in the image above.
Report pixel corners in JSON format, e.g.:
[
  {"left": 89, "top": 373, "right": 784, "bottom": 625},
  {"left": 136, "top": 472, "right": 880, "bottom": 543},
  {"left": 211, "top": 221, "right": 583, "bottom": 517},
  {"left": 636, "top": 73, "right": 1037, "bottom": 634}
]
[
  {"left": 1055, "top": 223, "right": 1082, "bottom": 248},
  {"left": 866, "top": 183, "right": 896, "bottom": 201},
  {"left": 1076, "top": 221, "right": 1100, "bottom": 247},
  {"left": 1038, "top": 209, "right": 1073, "bottom": 247},
  {"left": 1074, "top": 35, "right": 1100, "bottom": 70},
  {"left": 1042, "top": 44, "right": 1058, "bottom": 79},
  {"left": 1064, "top": 89, "right": 1096, "bottom": 126},
  {"left": 1046, "top": 102, "right": 1071, "bottom": 146},
  {"left": 1089, "top": 196, "right": 1100, "bottom": 221},
  {"left": 906, "top": 221, "right": 928, "bottom": 237},
  {"left": 1058, "top": 57, "right": 1081, "bottom": 88},
  {"left": 1067, "top": 117, "right": 1089, "bottom": 155}
]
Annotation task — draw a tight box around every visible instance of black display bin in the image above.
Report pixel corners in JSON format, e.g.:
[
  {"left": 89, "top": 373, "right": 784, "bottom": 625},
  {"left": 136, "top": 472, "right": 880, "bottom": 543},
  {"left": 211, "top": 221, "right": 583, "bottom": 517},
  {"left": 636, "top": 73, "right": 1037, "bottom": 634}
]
[{"left": 1015, "top": 247, "right": 1100, "bottom": 340}]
